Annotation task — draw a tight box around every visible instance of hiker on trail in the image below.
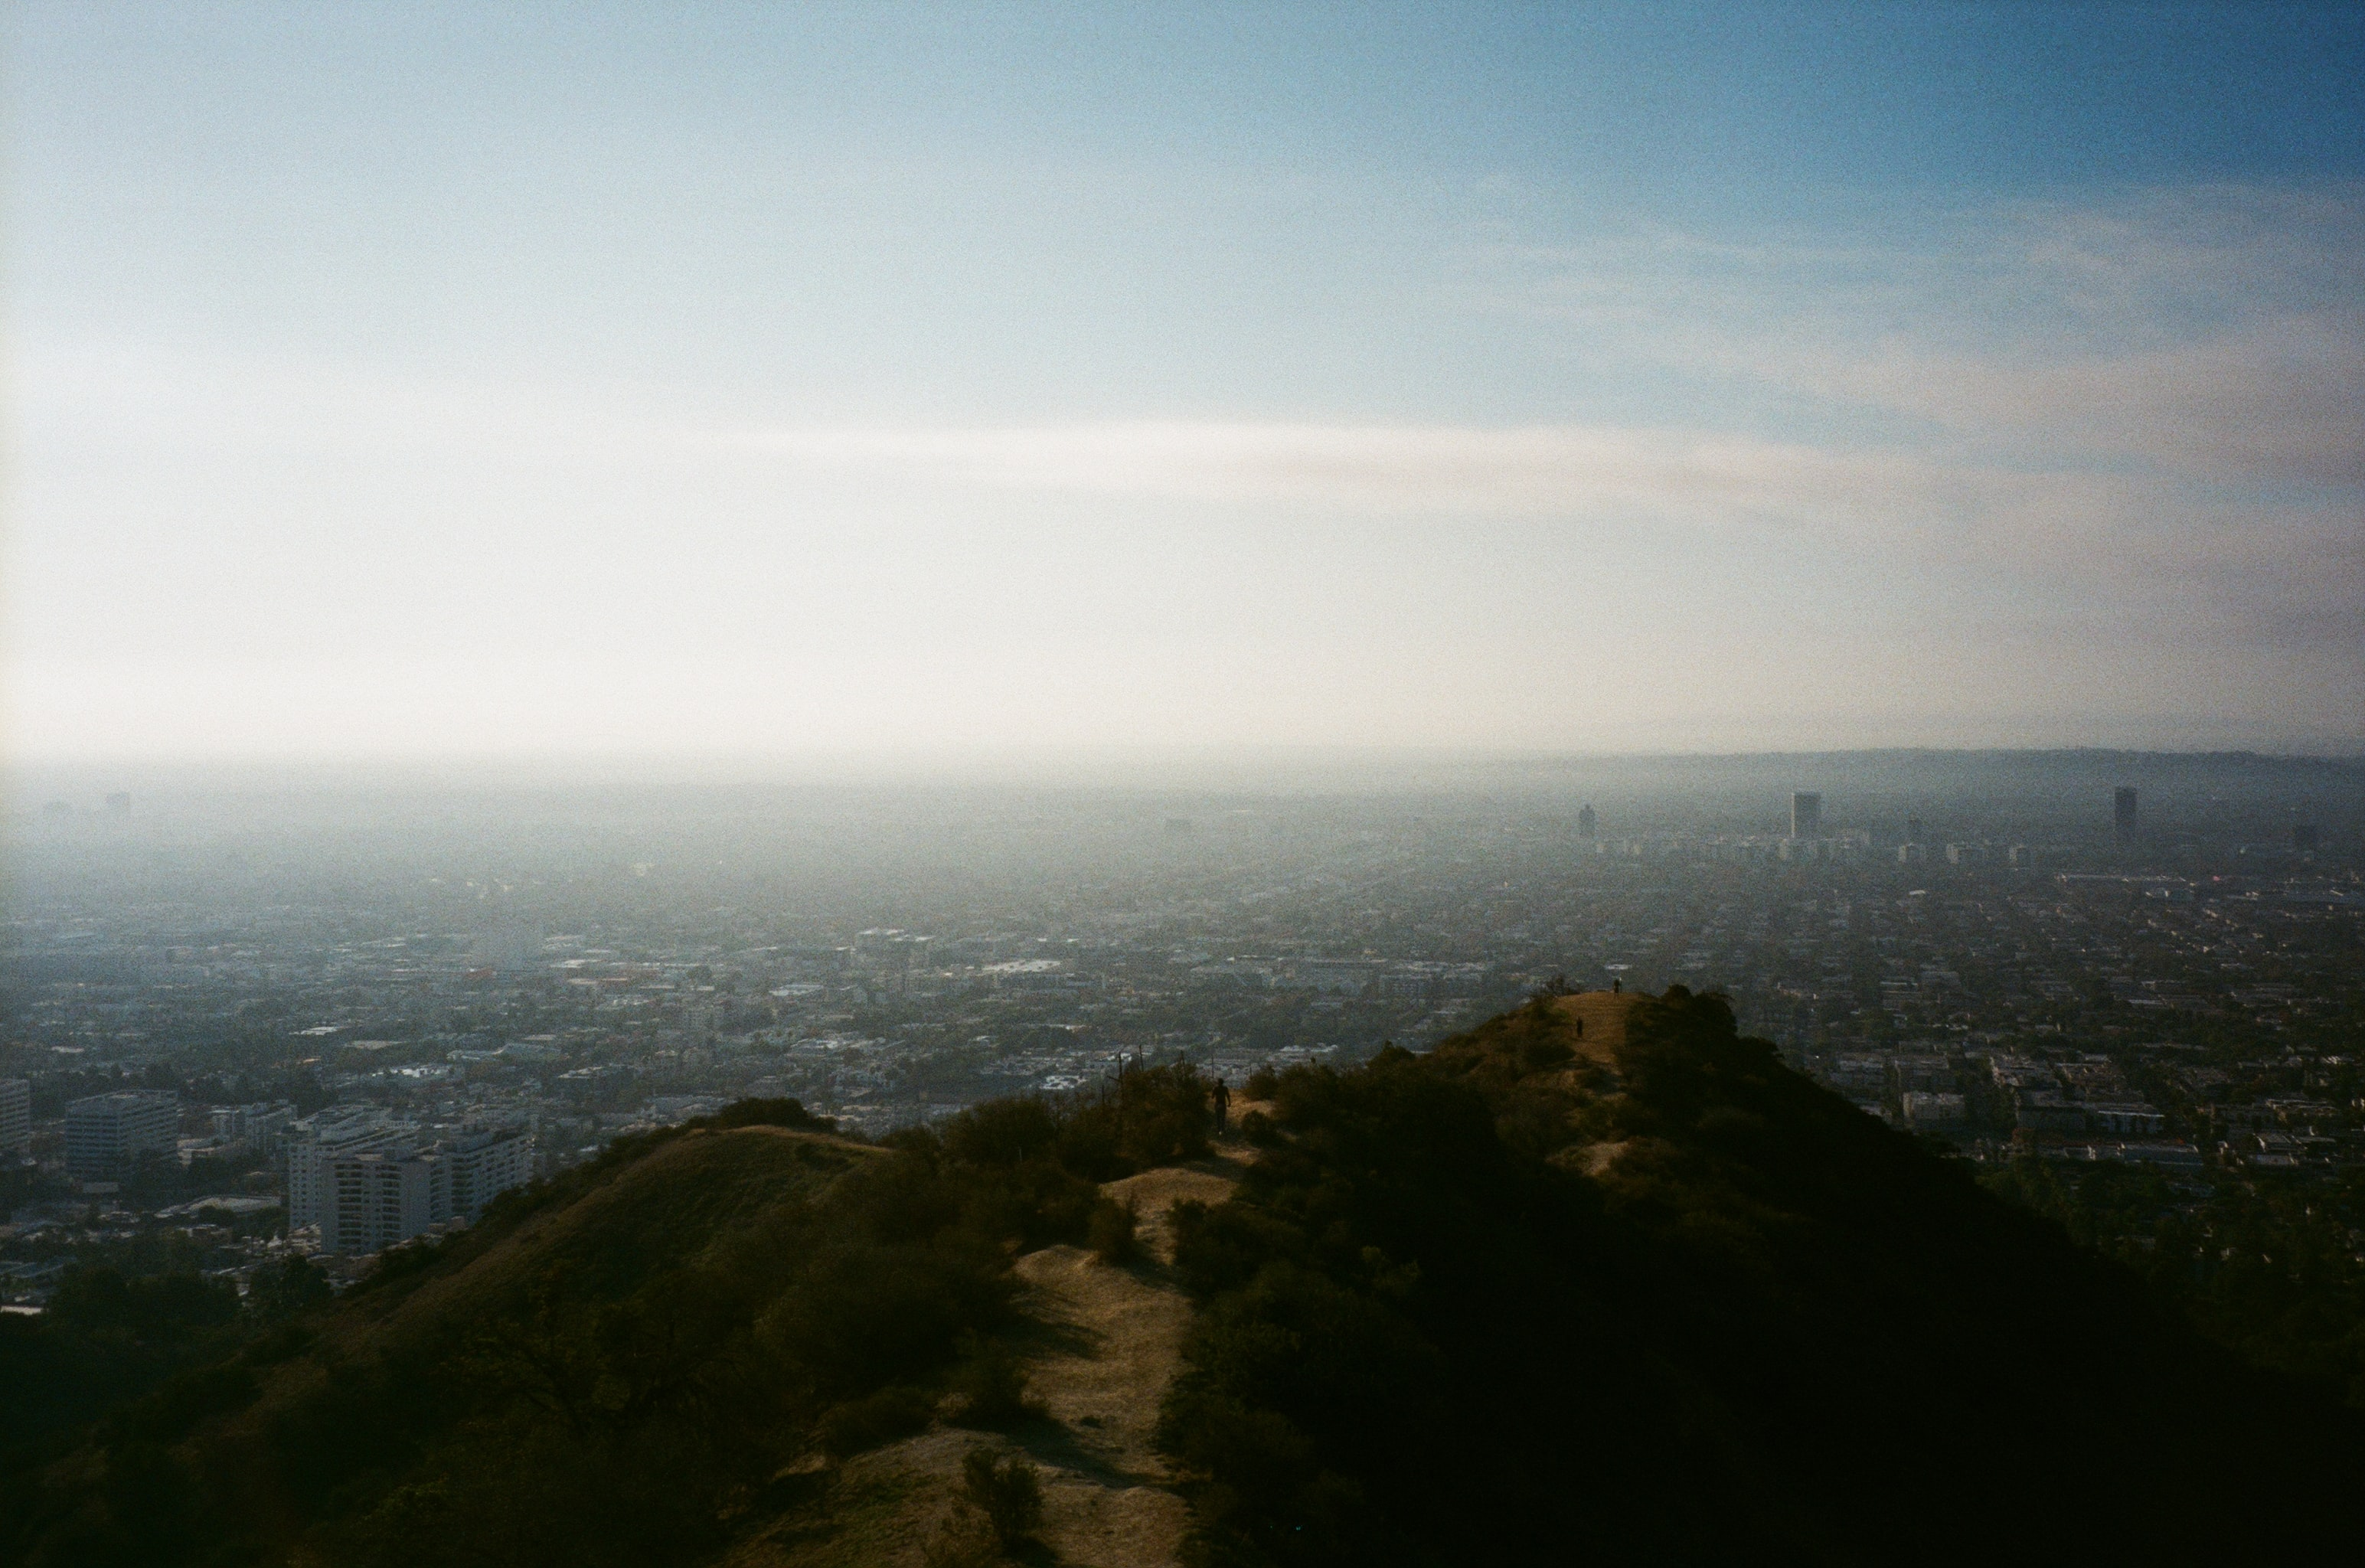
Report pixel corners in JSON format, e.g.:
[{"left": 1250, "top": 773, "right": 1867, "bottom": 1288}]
[
  {"left": 1210, "top": 1077, "right": 1231, "bottom": 1132},
  {"left": 1574, "top": 1018, "right": 1584, "bottom": 1040},
  {"left": 1612, "top": 978, "right": 1621, "bottom": 994}
]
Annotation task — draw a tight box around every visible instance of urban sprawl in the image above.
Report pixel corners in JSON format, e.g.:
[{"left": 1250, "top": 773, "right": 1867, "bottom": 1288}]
[{"left": 4, "top": 770, "right": 2357, "bottom": 1307}]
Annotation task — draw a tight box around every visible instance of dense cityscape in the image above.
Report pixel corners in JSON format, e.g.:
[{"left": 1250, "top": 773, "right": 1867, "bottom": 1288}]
[{"left": 3, "top": 753, "right": 2359, "bottom": 1308}]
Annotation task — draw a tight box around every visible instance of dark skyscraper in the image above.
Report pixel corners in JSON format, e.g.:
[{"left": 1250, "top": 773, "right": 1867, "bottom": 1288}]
[
  {"left": 1577, "top": 803, "right": 1597, "bottom": 838},
  {"left": 2114, "top": 786, "right": 2138, "bottom": 837},
  {"left": 1905, "top": 815, "right": 1925, "bottom": 844},
  {"left": 1791, "top": 792, "right": 1822, "bottom": 839}
]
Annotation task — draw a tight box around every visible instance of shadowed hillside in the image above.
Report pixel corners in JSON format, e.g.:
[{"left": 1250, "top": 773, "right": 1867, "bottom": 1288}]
[{"left": 1161, "top": 988, "right": 2365, "bottom": 1564}]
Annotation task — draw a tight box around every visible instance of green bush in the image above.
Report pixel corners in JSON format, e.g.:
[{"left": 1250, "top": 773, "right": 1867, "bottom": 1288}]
[
  {"left": 105, "top": 1361, "right": 259, "bottom": 1446},
  {"left": 921, "top": 1509, "right": 1001, "bottom": 1568},
  {"left": 761, "top": 1243, "right": 1010, "bottom": 1400},
  {"left": 49, "top": 1268, "right": 239, "bottom": 1341},
  {"left": 944, "top": 1099, "right": 1062, "bottom": 1169}
]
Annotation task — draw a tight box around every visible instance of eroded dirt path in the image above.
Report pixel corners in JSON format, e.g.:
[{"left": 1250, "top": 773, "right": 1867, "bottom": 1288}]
[
  {"left": 1008, "top": 1165, "right": 1239, "bottom": 1567},
  {"left": 742, "top": 1161, "right": 1239, "bottom": 1568}
]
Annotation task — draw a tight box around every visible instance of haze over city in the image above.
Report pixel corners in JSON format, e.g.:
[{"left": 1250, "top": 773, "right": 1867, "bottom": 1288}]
[
  {"left": 9, "top": 11, "right": 2365, "bottom": 1567},
  {"left": 8, "top": 2, "right": 2359, "bottom": 765}
]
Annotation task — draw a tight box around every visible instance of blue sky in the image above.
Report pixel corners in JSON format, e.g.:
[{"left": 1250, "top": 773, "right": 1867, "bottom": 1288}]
[{"left": 7, "top": 2, "right": 2360, "bottom": 760}]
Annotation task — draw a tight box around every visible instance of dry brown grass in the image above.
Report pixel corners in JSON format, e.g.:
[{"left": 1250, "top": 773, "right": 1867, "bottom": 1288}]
[
  {"left": 1550, "top": 989, "right": 1644, "bottom": 1064},
  {"left": 748, "top": 1161, "right": 1237, "bottom": 1568}
]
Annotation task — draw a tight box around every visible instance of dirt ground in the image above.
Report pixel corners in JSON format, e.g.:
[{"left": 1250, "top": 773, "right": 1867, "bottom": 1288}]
[
  {"left": 1551, "top": 988, "right": 1643, "bottom": 1063},
  {"left": 746, "top": 1160, "right": 1240, "bottom": 1568}
]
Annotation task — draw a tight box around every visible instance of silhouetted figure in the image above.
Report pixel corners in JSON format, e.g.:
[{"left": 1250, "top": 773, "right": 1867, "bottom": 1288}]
[
  {"left": 1211, "top": 1078, "right": 1231, "bottom": 1132},
  {"left": 1612, "top": 978, "right": 1621, "bottom": 994},
  {"left": 1574, "top": 1018, "right": 1584, "bottom": 1040}
]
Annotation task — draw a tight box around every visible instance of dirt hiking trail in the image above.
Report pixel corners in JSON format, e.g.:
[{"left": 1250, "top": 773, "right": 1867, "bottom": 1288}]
[{"left": 744, "top": 1161, "right": 1238, "bottom": 1568}]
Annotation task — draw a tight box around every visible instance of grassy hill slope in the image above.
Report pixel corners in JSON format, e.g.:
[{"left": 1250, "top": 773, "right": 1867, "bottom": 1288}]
[{"left": 2, "top": 1074, "right": 1219, "bottom": 1568}]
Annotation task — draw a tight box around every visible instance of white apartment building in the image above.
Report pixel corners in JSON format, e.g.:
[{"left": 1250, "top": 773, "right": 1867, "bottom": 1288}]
[
  {"left": 286, "top": 1106, "right": 420, "bottom": 1230},
  {"left": 323, "top": 1149, "right": 442, "bottom": 1256},
  {"left": 310, "top": 1122, "right": 536, "bottom": 1256},
  {"left": 440, "top": 1125, "right": 535, "bottom": 1220}
]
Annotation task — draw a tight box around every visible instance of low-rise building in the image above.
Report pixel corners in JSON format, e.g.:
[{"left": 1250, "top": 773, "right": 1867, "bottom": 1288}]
[
  {"left": 2085, "top": 1102, "right": 2167, "bottom": 1135},
  {"left": 1900, "top": 1091, "right": 1967, "bottom": 1127}
]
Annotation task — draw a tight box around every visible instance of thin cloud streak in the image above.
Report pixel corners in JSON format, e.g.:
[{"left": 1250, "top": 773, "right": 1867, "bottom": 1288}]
[{"left": 716, "top": 419, "right": 2355, "bottom": 634}]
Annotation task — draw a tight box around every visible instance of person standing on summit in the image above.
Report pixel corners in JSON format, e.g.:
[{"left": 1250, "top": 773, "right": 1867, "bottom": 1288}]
[{"left": 1210, "top": 1076, "right": 1231, "bottom": 1133}]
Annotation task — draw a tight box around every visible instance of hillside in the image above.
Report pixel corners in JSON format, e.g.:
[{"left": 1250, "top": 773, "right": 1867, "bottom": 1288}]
[
  {"left": 8, "top": 998, "right": 2363, "bottom": 1567},
  {"left": 1164, "top": 988, "right": 2365, "bottom": 1563},
  {"left": 1, "top": 1074, "right": 1223, "bottom": 1568}
]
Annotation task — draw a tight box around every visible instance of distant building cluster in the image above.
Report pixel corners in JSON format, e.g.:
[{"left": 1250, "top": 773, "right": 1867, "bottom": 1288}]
[{"left": 2, "top": 761, "right": 2353, "bottom": 1309}]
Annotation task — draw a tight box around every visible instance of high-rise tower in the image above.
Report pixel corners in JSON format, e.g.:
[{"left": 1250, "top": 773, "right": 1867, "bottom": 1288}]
[
  {"left": 1791, "top": 792, "right": 1822, "bottom": 839},
  {"left": 1576, "top": 803, "right": 1597, "bottom": 838},
  {"left": 2113, "top": 786, "right": 2138, "bottom": 838}
]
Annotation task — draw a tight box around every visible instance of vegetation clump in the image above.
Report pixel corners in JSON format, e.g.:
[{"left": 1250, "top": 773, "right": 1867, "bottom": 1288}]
[
  {"left": 1086, "top": 1195, "right": 1142, "bottom": 1265},
  {"left": 815, "top": 1384, "right": 936, "bottom": 1460},
  {"left": 946, "top": 1333, "right": 1042, "bottom": 1429},
  {"left": 961, "top": 1446, "right": 1044, "bottom": 1549}
]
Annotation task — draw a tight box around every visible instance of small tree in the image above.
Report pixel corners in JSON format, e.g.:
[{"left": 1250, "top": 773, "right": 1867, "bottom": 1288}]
[
  {"left": 247, "top": 1256, "right": 334, "bottom": 1320},
  {"left": 962, "top": 1447, "right": 1043, "bottom": 1549},
  {"left": 1086, "top": 1196, "right": 1141, "bottom": 1265},
  {"left": 949, "top": 1334, "right": 1040, "bottom": 1429}
]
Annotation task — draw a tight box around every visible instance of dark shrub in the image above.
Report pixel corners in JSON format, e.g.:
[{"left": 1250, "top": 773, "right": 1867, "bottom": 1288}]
[
  {"left": 247, "top": 1256, "right": 335, "bottom": 1321},
  {"left": 707, "top": 1097, "right": 834, "bottom": 1133},
  {"left": 107, "top": 1361, "right": 259, "bottom": 1446},
  {"left": 816, "top": 1384, "right": 936, "bottom": 1459},
  {"left": 1087, "top": 1196, "right": 1142, "bottom": 1265},
  {"left": 944, "top": 1099, "right": 1062, "bottom": 1169},
  {"left": 946, "top": 1334, "right": 1039, "bottom": 1429},
  {"left": 762, "top": 1245, "right": 1005, "bottom": 1399},
  {"left": 961, "top": 1447, "right": 1043, "bottom": 1548}
]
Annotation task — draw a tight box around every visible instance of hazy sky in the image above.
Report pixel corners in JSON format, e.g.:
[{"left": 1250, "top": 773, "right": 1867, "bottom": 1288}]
[{"left": 7, "top": 2, "right": 2361, "bottom": 763}]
